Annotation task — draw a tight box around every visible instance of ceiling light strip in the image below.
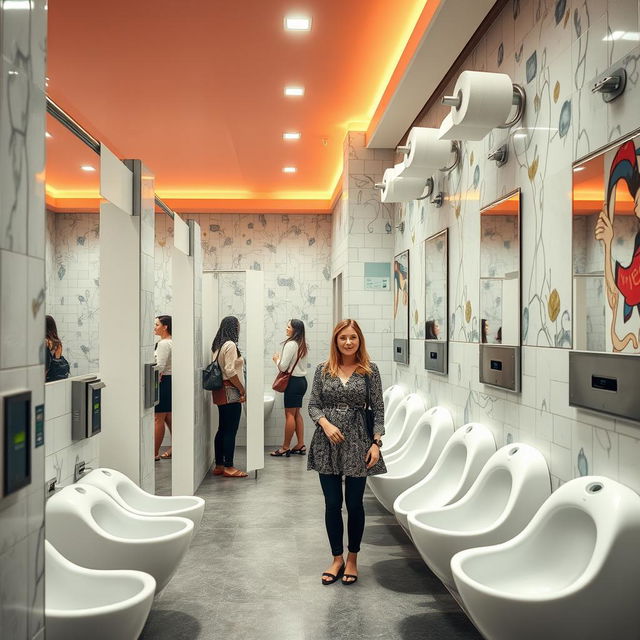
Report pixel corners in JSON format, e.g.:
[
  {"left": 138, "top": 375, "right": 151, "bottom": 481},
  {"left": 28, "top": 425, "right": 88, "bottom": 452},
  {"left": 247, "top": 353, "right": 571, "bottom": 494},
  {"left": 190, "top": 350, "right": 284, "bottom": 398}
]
[{"left": 46, "top": 95, "right": 175, "bottom": 219}]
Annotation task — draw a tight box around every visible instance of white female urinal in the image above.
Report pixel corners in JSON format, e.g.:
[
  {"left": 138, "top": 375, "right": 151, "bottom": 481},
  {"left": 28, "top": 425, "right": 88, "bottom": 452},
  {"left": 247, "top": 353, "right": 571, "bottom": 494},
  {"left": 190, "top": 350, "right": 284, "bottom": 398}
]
[
  {"left": 368, "top": 407, "right": 454, "bottom": 513},
  {"left": 381, "top": 393, "right": 426, "bottom": 454},
  {"left": 409, "top": 443, "right": 550, "bottom": 590},
  {"left": 79, "top": 468, "right": 205, "bottom": 532},
  {"left": 46, "top": 484, "right": 194, "bottom": 592},
  {"left": 393, "top": 423, "right": 495, "bottom": 535},
  {"left": 383, "top": 384, "right": 405, "bottom": 420},
  {"left": 264, "top": 393, "right": 275, "bottom": 419},
  {"left": 452, "top": 476, "right": 640, "bottom": 640},
  {"left": 45, "top": 541, "right": 155, "bottom": 640}
]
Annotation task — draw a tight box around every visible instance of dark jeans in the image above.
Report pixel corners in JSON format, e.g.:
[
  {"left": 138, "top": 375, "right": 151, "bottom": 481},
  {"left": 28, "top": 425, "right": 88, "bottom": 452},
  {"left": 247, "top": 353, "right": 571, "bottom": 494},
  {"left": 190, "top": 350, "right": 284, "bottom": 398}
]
[
  {"left": 215, "top": 403, "right": 242, "bottom": 467},
  {"left": 319, "top": 474, "right": 367, "bottom": 556}
]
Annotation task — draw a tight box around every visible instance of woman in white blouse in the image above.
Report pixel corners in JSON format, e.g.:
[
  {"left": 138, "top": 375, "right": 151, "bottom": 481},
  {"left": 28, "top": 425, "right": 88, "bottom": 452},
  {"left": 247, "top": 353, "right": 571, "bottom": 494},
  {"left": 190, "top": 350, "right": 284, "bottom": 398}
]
[
  {"left": 154, "top": 315, "right": 173, "bottom": 460},
  {"left": 270, "top": 319, "right": 309, "bottom": 457}
]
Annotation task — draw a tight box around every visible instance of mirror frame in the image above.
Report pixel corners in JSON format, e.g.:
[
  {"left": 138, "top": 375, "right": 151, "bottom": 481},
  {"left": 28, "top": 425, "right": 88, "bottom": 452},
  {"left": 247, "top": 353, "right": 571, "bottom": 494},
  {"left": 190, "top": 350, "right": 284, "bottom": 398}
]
[
  {"left": 478, "top": 188, "right": 522, "bottom": 392},
  {"left": 424, "top": 228, "right": 449, "bottom": 375}
]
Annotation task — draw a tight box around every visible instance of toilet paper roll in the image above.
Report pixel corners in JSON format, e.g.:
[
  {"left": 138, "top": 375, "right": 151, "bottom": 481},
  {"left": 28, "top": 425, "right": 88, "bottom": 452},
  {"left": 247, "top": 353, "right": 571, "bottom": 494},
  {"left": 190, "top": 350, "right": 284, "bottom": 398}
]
[
  {"left": 437, "top": 112, "right": 488, "bottom": 142},
  {"left": 381, "top": 166, "right": 426, "bottom": 203},
  {"left": 397, "top": 127, "right": 452, "bottom": 178},
  {"left": 439, "top": 71, "right": 514, "bottom": 141}
]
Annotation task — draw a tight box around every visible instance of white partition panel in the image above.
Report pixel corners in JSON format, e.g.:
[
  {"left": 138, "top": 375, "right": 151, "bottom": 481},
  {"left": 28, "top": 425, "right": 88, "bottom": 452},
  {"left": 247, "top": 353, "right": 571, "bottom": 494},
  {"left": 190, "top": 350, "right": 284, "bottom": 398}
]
[
  {"left": 172, "top": 234, "right": 196, "bottom": 495},
  {"left": 202, "top": 272, "right": 218, "bottom": 468},
  {"left": 245, "top": 269, "right": 264, "bottom": 474}
]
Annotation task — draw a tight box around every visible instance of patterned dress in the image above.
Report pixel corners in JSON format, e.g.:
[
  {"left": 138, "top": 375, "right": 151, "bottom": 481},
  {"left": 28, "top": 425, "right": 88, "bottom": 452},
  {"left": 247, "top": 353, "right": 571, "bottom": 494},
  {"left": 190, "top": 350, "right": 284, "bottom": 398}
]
[{"left": 307, "top": 362, "right": 387, "bottom": 477}]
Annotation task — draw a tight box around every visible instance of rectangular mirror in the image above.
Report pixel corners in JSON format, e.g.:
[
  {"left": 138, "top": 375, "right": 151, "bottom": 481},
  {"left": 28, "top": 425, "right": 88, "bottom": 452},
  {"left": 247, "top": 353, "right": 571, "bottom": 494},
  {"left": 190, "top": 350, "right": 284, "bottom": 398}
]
[
  {"left": 424, "top": 229, "right": 448, "bottom": 374},
  {"left": 393, "top": 250, "right": 410, "bottom": 364},
  {"left": 572, "top": 130, "right": 640, "bottom": 354},
  {"left": 45, "top": 113, "right": 101, "bottom": 382},
  {"left": 479, "top": 189, "right": 521, "bottom": 391}
]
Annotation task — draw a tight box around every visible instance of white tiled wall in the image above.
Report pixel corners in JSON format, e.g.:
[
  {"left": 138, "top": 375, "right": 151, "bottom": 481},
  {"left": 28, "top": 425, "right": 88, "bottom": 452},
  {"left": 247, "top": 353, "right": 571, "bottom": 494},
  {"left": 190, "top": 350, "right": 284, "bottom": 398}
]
[
  {"left": 0, "top": 1, "right": 47, "bottom": 637},
  {"left": 390, "top": 0, "right": 640, "bottom": 492}
]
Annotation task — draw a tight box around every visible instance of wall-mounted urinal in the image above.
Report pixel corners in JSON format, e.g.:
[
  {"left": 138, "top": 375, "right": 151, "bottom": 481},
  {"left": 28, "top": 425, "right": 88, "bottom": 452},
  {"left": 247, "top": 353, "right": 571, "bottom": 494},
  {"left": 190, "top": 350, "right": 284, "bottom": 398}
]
[
  {"left": 45, "top": 541, "right": 155, "bottom": 640},
  {"left": 264, "top": 393, "right": 275, "bottom": 419},
  {"left": 382, "top": 393, "right": 426, "bottom": 454},
  {"left": 409, "top": 443, "right": 550, "bottom": 590},
  {"left": 452, "top": 476, "right": 640, "bottom": 640},
  {"left": 47, "top": 484, "right": 194, "bottom": 592},
  {"left": 393, "top": 423, "right": 495, "bottom": 535},
  {"left": 383, "top": 384, "right": 405, "bottom": 420},
  {"left": 79, "top": 468, "right": 205, "bottom": 532},
  {"left": 368, "top": 407, "right": 454, "bottom": 513}
]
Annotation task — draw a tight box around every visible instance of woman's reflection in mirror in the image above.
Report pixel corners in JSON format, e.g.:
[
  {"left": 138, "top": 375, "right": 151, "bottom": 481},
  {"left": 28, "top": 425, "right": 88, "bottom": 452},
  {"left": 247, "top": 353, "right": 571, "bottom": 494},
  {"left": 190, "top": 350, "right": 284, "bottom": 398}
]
[{"left": 425, "top": 320, "right": 440, "bottom": 340}]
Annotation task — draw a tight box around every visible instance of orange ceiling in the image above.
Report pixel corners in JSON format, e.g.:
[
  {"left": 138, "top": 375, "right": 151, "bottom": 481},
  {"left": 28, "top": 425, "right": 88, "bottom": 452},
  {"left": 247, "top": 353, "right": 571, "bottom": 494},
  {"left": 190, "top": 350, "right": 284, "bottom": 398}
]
[{"left": 46, "top": 0, "right": 432, "bottom": 213}]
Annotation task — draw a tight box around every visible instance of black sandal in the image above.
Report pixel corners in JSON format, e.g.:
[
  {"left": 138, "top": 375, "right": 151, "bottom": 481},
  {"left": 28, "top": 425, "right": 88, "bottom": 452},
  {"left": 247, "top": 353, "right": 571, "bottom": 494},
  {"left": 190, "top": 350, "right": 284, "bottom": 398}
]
[
  {"left": 270, "top": 448, "right": 291, "bottom": 457},
  {"left": 342, "top": 574, "right": 358, "bottom": 585},
  {"left": 290, "top": 445, "right": 307, "bottom": 455},
  {"left": 321, "top": 563, "right": 345, "bottom": 585}
]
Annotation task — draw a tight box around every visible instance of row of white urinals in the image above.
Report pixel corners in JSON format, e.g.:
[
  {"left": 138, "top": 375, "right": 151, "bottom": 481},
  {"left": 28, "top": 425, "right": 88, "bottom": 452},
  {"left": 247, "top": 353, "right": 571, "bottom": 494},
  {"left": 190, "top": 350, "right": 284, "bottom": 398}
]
[
  {"left": 44, "top": 468, "right": 205, "bottom": 640},
  {"left": 369, "top": 386, "right": 640, "bottom": 640}
]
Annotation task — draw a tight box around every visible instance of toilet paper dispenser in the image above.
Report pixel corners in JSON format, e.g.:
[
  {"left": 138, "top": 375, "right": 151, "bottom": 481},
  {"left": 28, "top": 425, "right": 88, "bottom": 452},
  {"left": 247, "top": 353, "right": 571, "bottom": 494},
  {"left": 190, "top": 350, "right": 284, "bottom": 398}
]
[
  {"left": 144, "top": 363, "right": 160, "bottom": 409},
  {"left": 72, "top": 377, "right": 106, "bottom": 440},
  {"left": 439, "top": 71, "right": 526, "bottom": 141}
]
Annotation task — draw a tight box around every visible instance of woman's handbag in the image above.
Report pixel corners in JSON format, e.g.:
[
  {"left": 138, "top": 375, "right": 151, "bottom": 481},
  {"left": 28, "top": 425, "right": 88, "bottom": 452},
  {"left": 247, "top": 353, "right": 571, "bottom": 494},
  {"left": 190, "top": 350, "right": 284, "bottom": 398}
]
[
  {"left": 202, "top": 351, "right": 223, "bottom": 391},
  {"left": 272, "top": 349, "right": 302, "bottom": 392},
  {"left": 363, "top": 374, "right": 376, "bottom": 440}
]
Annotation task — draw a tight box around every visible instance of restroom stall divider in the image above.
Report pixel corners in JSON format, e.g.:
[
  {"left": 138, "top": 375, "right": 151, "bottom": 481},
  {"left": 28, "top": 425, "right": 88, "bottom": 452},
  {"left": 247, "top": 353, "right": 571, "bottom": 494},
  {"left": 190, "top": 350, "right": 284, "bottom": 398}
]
[
  {"left": 99, "top": 154, "right": 156, "bottom": 491},
  {"left": 172, "top": 219, "right": 208, "bottom": 494},
  {"left": 201, "top": 270, "right": 264, "bottom": 477},
  {"left": 245, "top": 269, "right": 265, "bottom": 475}
]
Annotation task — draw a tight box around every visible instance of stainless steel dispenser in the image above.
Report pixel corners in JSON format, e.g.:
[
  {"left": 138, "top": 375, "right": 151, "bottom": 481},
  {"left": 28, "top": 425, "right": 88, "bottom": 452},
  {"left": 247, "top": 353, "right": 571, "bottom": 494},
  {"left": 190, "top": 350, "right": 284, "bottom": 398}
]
[
  {"left": 72, "top": 376, "right": 106, "bottom": 440},
  {"left": 144, "top": 363, "right": 160, "bottom": 408}
]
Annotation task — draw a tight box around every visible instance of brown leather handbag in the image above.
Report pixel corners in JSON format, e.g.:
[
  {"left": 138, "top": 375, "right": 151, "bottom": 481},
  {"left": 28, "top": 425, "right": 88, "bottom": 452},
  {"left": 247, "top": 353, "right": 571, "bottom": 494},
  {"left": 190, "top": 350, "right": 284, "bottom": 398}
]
[{"left": 272, "top": 349, "right": 303, "bottom": 392}]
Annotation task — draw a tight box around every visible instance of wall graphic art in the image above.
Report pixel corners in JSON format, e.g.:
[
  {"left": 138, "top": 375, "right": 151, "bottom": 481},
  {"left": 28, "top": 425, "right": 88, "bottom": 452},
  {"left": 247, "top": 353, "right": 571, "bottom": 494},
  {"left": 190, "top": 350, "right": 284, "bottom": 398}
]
[{"left": 393, "top": 249, "right": 410, "bottom": 364}]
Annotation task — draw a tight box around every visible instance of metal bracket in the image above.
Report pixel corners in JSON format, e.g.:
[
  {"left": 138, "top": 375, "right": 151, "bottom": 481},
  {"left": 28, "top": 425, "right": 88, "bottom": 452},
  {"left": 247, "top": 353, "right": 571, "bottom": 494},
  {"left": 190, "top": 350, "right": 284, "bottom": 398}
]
[
  {"left": 592, "top": 67, "right": 627, "bottom": 102},
  {"left": 74, "top": 460, "right": 86, "bottom": 483},
  {"left": 487, "top": 143, "right": 509, "bottom": 167},
  {"left": 431, "top": 192, "right": 444, "bottom": 208},
  {"left": 416, "top": 177, "right": 435, "bottom": 200}
]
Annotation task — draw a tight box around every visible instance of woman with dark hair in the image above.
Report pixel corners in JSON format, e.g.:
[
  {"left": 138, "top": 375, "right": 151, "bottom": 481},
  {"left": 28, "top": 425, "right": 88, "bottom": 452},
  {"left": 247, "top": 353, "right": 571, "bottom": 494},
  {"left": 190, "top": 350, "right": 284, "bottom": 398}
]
[
  {"left": 425, "top": 320, "right": 440, "bottom": 340},
  {"left": 271, "top": 319, "right": 309, "bottom": 457},
  {"left": 154, "top": 315, "right": 173, "bottom": 460},
  {"left": 308, "top": 319, "right": 386, "bottom": 585},
  {"left": 45, "top": 315, "right": 70, "bottom": 382},
  {"left": 210, "top": 315, "right": 247, "bottom": 478}
]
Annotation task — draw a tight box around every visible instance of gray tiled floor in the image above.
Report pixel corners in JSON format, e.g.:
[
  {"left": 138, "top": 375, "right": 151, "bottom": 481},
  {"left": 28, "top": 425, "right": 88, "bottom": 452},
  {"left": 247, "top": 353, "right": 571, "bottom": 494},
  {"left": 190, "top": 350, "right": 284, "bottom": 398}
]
[{"left": 142, "top": 449, "right": 482, "bottom": 640}]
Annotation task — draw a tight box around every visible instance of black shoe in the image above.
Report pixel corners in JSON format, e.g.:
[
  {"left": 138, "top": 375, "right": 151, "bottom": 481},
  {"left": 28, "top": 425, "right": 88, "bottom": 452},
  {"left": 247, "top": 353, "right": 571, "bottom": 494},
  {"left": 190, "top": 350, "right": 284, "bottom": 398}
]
[
  {"left": 321, "top": 563, "right": 345, "bottom": 585},
  {"left": 290, "top": 445, "right": 307, "bottom": 455},
  {"left": 341, "top": 574, "right": 358, "bottom": 585},
  {"left": 270, "top": 448, "right": 291, "bottom": 457}
]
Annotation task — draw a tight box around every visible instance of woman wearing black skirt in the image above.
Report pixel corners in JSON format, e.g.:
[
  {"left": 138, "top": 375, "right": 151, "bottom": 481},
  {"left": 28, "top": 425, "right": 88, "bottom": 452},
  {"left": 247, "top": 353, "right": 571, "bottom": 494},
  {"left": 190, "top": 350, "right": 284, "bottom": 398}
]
[
  {"left": 271, "top": 319, "right": 308, "bottom": 457},
  {"left": 154, "top": 315, "right": 173, "bottom": 460}
]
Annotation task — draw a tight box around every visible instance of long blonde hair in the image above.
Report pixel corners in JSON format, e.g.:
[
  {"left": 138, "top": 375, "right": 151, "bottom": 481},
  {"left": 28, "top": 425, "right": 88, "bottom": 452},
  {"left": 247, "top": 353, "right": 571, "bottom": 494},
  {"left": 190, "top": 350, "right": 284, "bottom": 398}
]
[{"left": 323, "top": 319, "right": 372, "bottom": 377}]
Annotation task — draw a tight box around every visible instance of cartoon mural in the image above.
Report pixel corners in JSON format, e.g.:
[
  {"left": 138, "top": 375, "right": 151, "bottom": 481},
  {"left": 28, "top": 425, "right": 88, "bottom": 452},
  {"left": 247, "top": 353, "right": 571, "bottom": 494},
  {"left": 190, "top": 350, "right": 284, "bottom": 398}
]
[{"left": 595, "top": 139, "right": 640, "bottom": 353}]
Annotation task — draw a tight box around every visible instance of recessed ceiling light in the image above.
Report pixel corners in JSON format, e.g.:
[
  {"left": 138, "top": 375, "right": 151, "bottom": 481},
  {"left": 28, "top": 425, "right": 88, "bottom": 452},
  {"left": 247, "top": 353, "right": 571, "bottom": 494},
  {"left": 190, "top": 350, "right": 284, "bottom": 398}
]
[
  {"left": 573, "top": 166, "right": 585, "bottom": 172},
  {"left": 45, "top": 132, "right": 52, "bottom": 138},
  {"left": 284, "top": 16, "right": 311, "bottom": 31},
  {"left": 283, "top": 167, "right": 297, "bottom": 173},
  {"left": 283, "top": 132, "right": 301, "bottom": 140},
  {"left": 284, "top": 86, "right": 304, "bottom": 97},
  {"left": 81, "top": 165, "right": 96, "bottom": 172}
]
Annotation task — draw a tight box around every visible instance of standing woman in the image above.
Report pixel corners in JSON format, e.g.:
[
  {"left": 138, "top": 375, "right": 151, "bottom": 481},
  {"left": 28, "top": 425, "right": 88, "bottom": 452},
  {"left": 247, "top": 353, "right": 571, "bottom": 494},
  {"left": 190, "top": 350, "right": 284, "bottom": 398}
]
[
  {"left": 154, "top": 315, "right": 173, "bottom": 460},
  {"left": 211, "top": 316, "right": 248, "bottom": 478},
  {"left": 45, "top": 315, "right": 70, "bottom": 382},
  {"left": 271, "top": 319, "right": 308, "bottom": 457},
  {"left": 308, "top": 319, "right": 386, "bottom": 585}
]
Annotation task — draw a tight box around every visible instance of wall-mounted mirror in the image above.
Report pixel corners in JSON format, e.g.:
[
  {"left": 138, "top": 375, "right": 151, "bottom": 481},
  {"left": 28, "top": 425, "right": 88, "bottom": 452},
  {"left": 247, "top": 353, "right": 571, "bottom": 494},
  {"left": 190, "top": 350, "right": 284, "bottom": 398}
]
[
  {"left": 479, "top": 189, "right": 521, "bottom": 391},
  {"left": 424, "top": 229, "right": 448, "bottom": 374},
  {"left": 45, "top": 112, "right": 101, "bottom": 381},
  {"left": 572, "top": 131, "right": 640, "bottom": 355}
]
